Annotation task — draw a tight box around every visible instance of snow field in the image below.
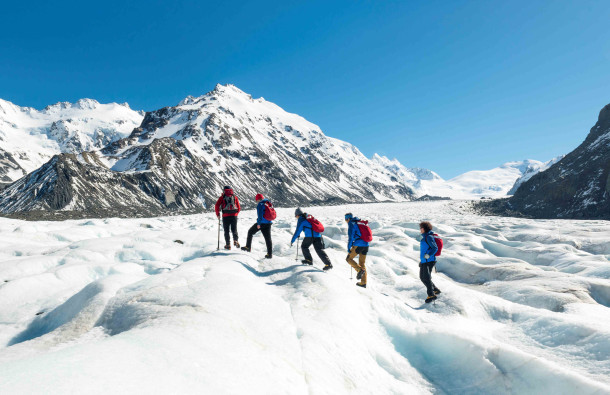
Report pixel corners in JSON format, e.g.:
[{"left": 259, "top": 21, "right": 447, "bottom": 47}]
[{"left": 0, "top": 201, "right": 609, "bottom": 394}]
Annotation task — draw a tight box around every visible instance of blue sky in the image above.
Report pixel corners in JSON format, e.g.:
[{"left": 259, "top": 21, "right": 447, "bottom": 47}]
[{"left": 1, "top": 1, "right": 609, "bottom": 178}]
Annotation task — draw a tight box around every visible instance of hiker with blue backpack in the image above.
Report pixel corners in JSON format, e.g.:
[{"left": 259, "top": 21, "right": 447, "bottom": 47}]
[
  {"left": 345, "top": 213, "right": 372, "bottom": 288},
  {"left": 241, "top": 194, "right": 275, "bottom": 259},
  {"left": 291, "top": 208, "right": 333, "bottom": 271},
  {"left": 419, "top": 221, "right": 442, "bottom": 303}
]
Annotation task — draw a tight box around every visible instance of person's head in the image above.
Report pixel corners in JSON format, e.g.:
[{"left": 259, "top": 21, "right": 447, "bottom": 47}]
[
  {"left": 344, "top": 213, "right": 353, "bottom": 223},
  {"left": 419, "top": 221, "right": 433, "bottom": 234},
  {"left": 223, "top": 186, "right": 232, "bottom": 195},
  {"left": 295, "top": 207, "right": 304, "bottom": 218},
  {"left": 255, "top": 193, "right": 264, "bottom": 202}
]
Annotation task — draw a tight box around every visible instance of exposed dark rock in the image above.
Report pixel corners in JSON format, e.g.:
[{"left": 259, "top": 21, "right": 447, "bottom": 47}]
[{"left": 479, "top": 104, "right": 610, "bottom": 220}]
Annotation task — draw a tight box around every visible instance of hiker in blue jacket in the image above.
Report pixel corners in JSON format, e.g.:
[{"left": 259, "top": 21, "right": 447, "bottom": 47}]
[
  {"left": 291, "top": 208, "right": 332, "bottom": 270},
  {"left": 345, "top": 213, "right": 368, "bottom": 288},
  {"left": 241, "top": 193, "right": 273, "bottom": 258},
  {"left": 420, "top": 221, "right": 441, "bottom": 303}
]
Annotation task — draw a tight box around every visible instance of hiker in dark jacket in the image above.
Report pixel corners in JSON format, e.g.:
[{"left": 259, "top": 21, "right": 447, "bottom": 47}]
[
  {"left": 345, "top": 213, "right": 368, "bottom": 288},
  {"left": 419, "top": 221, "right": 441, "bottom": 303},
  {"left": 214, "top": 186, "right": 241, "bottom": 249},
  {"left": 241, "top": 194, "right": 273, "bottom": 258},
  {"left": 291, "top": 208, "right": 332, "bottom": 270}
]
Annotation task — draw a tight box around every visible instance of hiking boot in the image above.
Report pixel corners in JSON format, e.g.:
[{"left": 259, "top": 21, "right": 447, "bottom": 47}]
[
  {"left": 301, "top": 259, "right": 313, "bottom": 265},
  {"left": 434, "top": 289, "right": 441, "bottom": 295},
  {"left": 356, "top": 269, "right": 365, "bottom": 280},
  {"left": 241, "top": 246, "right": 251, "bottom": 252},
  {"left": 356, "top": 282, "right": 366, "bottom": 288},
  {"left": 425, "top": 295, "right": 437, "bottom": 303},
  {"left": 323, "top": 264, "right": 333, "bottom": 271},
  {"left": 224, "top": 245, "right": 231, "bottom": 250},
  {"left": 264, "top": 254, "right": 272, "bottom": 259},
  {"left": 234, "top": 241, "right": 240, "bottom": 248}
]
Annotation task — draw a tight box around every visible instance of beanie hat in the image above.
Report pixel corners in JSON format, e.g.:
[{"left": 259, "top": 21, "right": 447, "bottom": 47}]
[
  {"left": 295, "top": 208, "right": 304, "bottom": 217},
  {"left": 224, "top": 186, "right": 231, "bottom": 190},
  {"left": 255, "top": 193, "right": 264, "bottom": 201},
  {"left": 344, "top": 213, "right": 353, "bottom": 220}
]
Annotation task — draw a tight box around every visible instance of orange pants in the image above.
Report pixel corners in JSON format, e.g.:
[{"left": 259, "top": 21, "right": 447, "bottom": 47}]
[{"left": 346, "top": 246, "right": 368, "bottom": 285}]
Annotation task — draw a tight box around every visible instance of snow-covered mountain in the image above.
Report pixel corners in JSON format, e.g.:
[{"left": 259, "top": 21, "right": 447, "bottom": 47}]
[
  {"left": 0, "top": 98, "right": 144, "bottom": 183},
  {"left": 371, "top": 154, "right": 444, "bottom": 193},
  {"left": 375, "top": 155, "right": 545, "bottom": 199},
  {"left": 0, "top": 85, "right": 414, "bottom": 218},
  {"left": 507, "top": 155, "right": 565, "bottom": 195},
  {"left": 486, "top": 102, "right": 610, "bottom": 219}
]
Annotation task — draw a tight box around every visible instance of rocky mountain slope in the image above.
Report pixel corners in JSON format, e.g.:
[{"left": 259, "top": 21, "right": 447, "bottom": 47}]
[
  {"left": 0, "top": 98, "right": 144, "bottom": 184},
  {"left": 0, "top": 85, "right": 414, "bottom": 219},
  {"left": 481, "top": 103, "right": 610, "bottom": 219}
]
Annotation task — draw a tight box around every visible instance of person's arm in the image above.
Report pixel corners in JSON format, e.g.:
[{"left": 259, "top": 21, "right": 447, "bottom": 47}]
[
  {"left": 347, "top": 222, "right": 354, "bottom": 251},
  {"left": 291, "top": 218, "right": 304, "bottom": 244},
  {"left": 424, "top": 234, "right": 438, "bottom": 260},
  {"left": 256, "top": 203, "right": 263, "bottom": 224},
  {"left": 235, "top": 195, "right": 241, "bottom": 214},
  {"left": 214, "top": 196, "right": 223, "bottom": 217}
]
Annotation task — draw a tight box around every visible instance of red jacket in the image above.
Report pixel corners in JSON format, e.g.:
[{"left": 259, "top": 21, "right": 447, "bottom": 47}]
[{"left": 215, "top": 189, "right": 241, "bottom": 217}]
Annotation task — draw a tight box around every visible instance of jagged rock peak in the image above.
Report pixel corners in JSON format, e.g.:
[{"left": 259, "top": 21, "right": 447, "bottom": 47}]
[
  {"left": 178, "top": 84, "right": 256, "bottom": 107},
  {"left": 598, "top": 103, "right": 610, "bottom": 123}
]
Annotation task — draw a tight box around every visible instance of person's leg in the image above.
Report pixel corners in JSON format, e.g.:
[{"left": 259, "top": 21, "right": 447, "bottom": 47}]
[
  {"left": 419, "top": 263, "right": 435, "bottom": 296},
  {"left": 222, "top": 217, "right": 231, "bottom": 246},
  {"left": 246, "top": 223, "right": 259, "bottom": 249},
  {"left": 231, "top": 217, "right": 239, "bottom": 243},
  {"left": 301, "top": 237, "right": 313, "bottom": 262},
  {"left": 313, "top": 238, "right": 331, "bottom": 266},
  {"left": 261, "top": 224, "right": 273, "bottom": 255},
  {"left": 429, "top": 262, "right": 440, "bottom": 293},
  {"left": 357, "top": 247, "right": 368, "bottom": 284},
  {"left": 345, "top": 247, "right": 361, "bottom": 272}
]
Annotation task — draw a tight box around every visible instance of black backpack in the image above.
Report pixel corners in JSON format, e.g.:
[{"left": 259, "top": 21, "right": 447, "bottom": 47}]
[{"left": 222, "top": 194, "right": 238, "bottom": 214}]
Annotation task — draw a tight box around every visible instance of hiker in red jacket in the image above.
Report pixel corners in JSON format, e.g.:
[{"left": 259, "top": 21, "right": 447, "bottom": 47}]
[{"left": 214, "top": 186, "right": 241, "bottom": 249}]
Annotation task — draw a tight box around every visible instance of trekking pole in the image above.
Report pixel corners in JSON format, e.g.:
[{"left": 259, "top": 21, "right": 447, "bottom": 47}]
[
  {"left": 295, "top": 237, "right": 300, "bottom": 261},
  {"left": 351, "top": 267, "right": 353, "bottom": 280},
  {"left": 217, "top": 217, "right": 221, "bottom": 251}
]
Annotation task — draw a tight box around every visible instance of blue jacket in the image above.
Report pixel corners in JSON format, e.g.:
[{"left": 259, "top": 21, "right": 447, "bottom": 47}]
[
  {"left": 420, "top": 231, "right": 438, "bottom": 263},
  {"left": 347, "top": 217, "right": 369, "bottom": 251},
  {"left": 257, "top": 199, "right": 273, "bottom": 224},
  {"left": 291, "top": 216, "right": 320, "bottom": 244}
]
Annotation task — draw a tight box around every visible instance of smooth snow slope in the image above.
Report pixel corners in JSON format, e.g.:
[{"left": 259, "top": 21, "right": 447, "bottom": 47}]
[{"left": 0, "top": 202, "right": 609, "bottom": 394}]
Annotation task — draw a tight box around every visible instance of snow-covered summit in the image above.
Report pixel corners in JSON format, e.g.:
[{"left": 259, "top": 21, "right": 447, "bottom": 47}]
[
  {"left": 508, "top": 156, "right": 565, "bottom": 195},
  {"left": 431, "top": 160, "right": 545, "bottom": 199},
  {"left": 0, "top": 97, "right": 144, "bottom": 183}
]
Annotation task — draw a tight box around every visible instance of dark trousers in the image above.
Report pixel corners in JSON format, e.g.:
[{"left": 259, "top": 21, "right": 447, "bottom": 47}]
[
  {"left": 246, "top": 223, "right": 272, "bottom": 255},
  {"left": 222, "top": 216, "right": 238, "bottom": 245},
  {"left": 301, "top": 237, "right": 331, "bottom": 266},
  {"left": 419, "top": 261, "right": 439, "bottom": 297}
]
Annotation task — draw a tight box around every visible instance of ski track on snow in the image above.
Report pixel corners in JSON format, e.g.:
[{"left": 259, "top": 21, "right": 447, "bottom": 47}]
[{"left": 0, "top": 201, "right": 609, "bottom": 394}]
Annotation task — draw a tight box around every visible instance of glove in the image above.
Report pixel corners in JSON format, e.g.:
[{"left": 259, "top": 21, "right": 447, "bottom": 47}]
[
  {"left": 291, "top": 243, "right": 293, "bottom": 247},
  {"left": 424, "top": 254, "right": 430, "bottom": 259}
]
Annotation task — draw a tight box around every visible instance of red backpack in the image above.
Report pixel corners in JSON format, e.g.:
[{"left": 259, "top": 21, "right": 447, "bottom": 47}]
[
  {"left": 306, "top": 215, "right": 324, "bottom": 233},
  {"left": 425, "top": 233, "right": 443, "bottom": 256},
  {"left": 356, "top": 220, "right": 373, "bottom": 242},
  {"left": 263, "top": 201, "right": 276, "bottom": 221},
  {"left": 432, "top": 234, "right": 443, "bottom": 256}
]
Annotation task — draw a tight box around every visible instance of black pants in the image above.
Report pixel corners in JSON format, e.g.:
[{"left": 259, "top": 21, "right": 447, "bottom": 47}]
[
  {"left": 222, "top": 216, "right": 238, "bottom": 245},
  {"left": 419, "top": 261, "right": 439, "bottom": 297},
  {"left": 301, "top": 237, "right": 331, "bottom": 266},
  {"left": 246, "top": 223, "right": 272, "bottom": 255}
]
